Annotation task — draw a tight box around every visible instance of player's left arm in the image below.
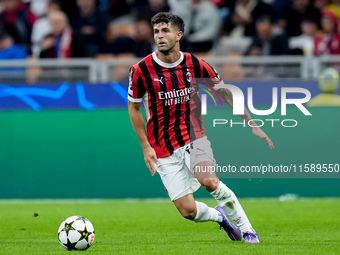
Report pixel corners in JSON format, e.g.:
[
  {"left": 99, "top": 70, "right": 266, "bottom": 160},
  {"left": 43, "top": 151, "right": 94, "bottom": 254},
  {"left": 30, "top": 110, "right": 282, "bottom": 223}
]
[
  {"left": 199, "top": 59, "right": 274, "bottom": 149},
  {"left": 216, "top": 85, "right": 275, "bottom": 149}
]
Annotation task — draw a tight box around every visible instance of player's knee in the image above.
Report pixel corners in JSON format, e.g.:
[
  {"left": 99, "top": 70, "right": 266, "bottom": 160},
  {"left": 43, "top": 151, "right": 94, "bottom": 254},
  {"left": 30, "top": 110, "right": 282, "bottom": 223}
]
[
  {"left": 200, "top": 178, "right": 219, "bottom": 192},
  {"left": 178, "top": 206, "right": 197, "bottom": 220}
]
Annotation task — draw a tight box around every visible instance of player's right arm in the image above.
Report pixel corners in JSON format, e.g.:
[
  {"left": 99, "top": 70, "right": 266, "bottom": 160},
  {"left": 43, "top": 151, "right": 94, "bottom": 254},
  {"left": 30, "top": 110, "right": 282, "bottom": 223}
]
[
  {"left": 128, "top": 66, "right": 159, "bottom": 175},
  {"left": 128, "top": 99, "right": 158, "bottom": 176}
]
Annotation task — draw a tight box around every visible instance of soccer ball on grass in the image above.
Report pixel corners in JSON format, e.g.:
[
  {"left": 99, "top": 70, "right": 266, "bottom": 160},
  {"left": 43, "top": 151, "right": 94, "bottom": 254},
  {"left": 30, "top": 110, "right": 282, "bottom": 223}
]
[{"left": 58, "top": 215, "right": 95, "bottom": 250}]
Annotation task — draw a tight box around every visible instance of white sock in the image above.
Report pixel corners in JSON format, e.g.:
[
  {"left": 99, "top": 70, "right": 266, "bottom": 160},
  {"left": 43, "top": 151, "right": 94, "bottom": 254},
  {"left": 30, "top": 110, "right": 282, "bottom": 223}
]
[
  {"left": 210, "top": 181, "right": 255, "bottom": 233},
  {"left": 193, "top": 201, "right": 223, "bottom": 223}
]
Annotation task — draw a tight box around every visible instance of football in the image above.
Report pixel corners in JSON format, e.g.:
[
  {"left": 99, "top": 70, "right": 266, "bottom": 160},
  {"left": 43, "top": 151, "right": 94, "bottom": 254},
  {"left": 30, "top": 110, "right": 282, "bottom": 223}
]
[{"left": 58, "top": 215, "right": 95, "bottom": 250}]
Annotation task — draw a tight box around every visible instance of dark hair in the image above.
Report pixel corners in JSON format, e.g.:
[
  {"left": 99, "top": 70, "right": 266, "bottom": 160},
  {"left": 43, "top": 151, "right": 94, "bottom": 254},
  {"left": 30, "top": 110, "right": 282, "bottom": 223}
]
[
  {"left": 151, "top": 12, "right": 185, "bottom": 33},
  {"left": 49, "top": 0, "right": 61, "bottom": 7},
  {"left": 301, "top": 14, "right": 318, "bottom": 24},
  {"left": 255, "top": 15, "right": 273, "bottom": 26},
  {"left": 0, "top": 32, "right": 11, "bottom": 40}
]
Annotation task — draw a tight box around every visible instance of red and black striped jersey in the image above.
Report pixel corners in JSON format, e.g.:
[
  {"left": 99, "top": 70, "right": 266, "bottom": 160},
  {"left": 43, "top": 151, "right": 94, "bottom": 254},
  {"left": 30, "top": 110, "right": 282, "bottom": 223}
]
[{"left": 128, "top": 51, "right": 222, "bottom": 158}]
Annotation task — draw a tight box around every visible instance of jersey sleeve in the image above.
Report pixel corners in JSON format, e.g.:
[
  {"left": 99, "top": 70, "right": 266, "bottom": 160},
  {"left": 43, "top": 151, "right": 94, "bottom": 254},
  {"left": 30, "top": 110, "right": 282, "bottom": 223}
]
[
  {"left": 200, "top": 60, "right": 222, "bottom": 87},
  {"left": 127, "top": 66, "right": 146, "bottom": 103}
]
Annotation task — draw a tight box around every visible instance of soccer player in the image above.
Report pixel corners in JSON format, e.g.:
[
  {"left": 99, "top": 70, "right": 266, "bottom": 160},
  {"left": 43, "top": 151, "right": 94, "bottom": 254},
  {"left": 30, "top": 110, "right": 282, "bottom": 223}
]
[{"left": 128, "top": 12, "right": 274, "bottom": 244}]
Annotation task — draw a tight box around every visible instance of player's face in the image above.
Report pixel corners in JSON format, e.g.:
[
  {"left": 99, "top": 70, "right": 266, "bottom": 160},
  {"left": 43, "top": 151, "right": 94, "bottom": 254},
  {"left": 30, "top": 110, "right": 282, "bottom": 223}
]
[{"left": 153, "top": 22, "right": 182, "bottom": 53}]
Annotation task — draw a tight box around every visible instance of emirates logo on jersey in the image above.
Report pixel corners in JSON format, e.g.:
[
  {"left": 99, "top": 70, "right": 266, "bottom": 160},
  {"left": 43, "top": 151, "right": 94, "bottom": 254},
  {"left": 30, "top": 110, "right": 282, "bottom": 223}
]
[
  {"left": 186, "top": 71, "right": 193, "bottom": 82},
  {"left": 158, "top": 87, "right": 195, "bottom": 106},
  {"left": 158, "top": 87, "right": 195, "bottom": 100}
]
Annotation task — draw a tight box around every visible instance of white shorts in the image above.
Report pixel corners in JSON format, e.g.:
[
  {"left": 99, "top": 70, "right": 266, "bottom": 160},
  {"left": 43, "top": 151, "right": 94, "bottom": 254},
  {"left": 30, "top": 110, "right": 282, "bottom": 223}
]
[{"left": 155, "top": 136, "right": 215, "bottom": 201}]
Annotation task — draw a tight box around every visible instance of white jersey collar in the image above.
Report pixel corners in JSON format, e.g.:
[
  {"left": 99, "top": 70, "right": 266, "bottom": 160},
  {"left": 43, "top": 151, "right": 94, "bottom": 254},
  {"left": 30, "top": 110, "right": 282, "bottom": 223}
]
[{"left": 152, "top": 51, "right": 184, "bottom": 68}]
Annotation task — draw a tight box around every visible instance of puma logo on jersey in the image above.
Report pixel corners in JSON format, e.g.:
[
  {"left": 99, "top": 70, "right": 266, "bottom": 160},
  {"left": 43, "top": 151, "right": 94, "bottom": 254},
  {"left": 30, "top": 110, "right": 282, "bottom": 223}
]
[
  {"left": 197, "top": 148, "right": 205, "bottom": 152},
  {"left": 154, "top": 77, "right": 164, "bottom": 84}
]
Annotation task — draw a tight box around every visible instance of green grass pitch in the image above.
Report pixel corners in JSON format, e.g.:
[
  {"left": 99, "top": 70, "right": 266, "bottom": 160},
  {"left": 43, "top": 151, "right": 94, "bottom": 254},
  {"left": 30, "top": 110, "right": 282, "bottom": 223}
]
[{"left": 0, "top": 198, "right": 339, "bottom": 255}]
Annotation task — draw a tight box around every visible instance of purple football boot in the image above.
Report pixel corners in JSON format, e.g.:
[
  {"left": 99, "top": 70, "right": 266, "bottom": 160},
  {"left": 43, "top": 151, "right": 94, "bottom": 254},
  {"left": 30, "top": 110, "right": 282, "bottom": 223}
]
[
  {"left": 243, "top": 231, "right": 260, "bottom": 243},
  {"left": 215, "top": 206, "right": 242, "bottom": 241}
]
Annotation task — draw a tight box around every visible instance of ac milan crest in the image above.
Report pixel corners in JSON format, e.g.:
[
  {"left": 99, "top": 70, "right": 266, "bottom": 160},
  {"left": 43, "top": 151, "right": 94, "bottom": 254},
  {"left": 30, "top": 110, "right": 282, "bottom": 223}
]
[{"left": 186, "top": 71, "right": 193, "bottom": 82}]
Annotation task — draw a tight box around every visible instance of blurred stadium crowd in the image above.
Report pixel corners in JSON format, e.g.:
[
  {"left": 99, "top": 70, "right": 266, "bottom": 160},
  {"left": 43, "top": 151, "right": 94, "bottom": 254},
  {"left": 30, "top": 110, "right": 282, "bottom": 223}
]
[{"left": 1, "top": 0, "right": 340, "bottom": 61}]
